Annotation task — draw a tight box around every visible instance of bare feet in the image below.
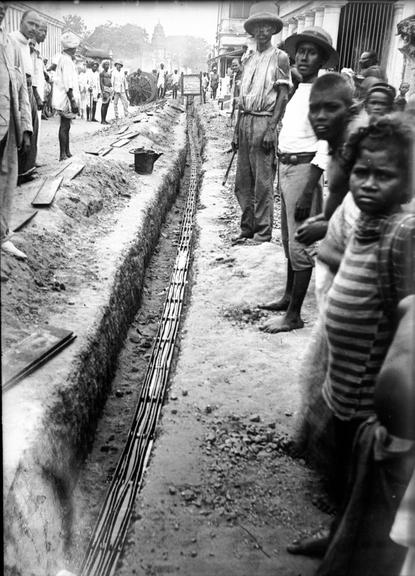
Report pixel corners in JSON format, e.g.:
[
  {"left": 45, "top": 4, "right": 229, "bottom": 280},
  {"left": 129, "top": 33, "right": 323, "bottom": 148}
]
[
  {"left": 260, "top": 314, "right": 304, "bottom": 333},
  {"left": 258, "top": 297, "right": 290, "bottom": 311},
  {"left": 1, "top": 240, "right": 27, "bottom": 260}
]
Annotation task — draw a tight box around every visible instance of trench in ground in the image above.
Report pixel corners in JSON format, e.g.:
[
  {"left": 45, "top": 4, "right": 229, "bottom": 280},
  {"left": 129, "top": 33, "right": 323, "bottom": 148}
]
[{"left": 63, "top": 138, "right": 199, "bottom": 571}]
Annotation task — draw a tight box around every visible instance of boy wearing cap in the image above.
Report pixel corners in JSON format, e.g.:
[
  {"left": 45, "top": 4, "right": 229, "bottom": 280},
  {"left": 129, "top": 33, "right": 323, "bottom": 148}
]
[
  {"left": 111, "top": 60, "right": 129, "bottom": 120},
  {"left": 260, "top": 26, "right": 338, "bottom": 334},
  {"left": 365, "top": 82, "right": 396, "bottom": 119},
  {"left": 231, "top": 1, "right": 290, "bottom": 245}
]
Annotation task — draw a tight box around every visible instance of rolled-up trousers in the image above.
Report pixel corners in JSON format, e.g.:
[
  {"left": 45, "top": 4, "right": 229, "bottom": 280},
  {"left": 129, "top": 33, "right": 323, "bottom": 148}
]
[{"left": 234, "top": 114, "right": 275, "bottom": 242}]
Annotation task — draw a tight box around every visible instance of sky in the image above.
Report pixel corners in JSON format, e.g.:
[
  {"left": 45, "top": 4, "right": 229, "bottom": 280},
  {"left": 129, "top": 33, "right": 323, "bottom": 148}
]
[{"left": 38, "top": 1, "right": 219, "bottom": 45}]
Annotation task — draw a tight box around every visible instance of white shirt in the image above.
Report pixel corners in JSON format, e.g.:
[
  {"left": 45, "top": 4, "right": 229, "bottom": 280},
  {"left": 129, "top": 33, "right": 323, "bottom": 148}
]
[
  {"left": 9, "top": 30, "right": 33, "bottom": 77},
  {"left": 78, "top": 70, "right": 88, "bottom": 93},
  {"left": 171, "top": 72, "right": 180, "bottom": 86},
  {"left": 86, "top": 68, "right": 100, "bottom": 98},
  {"left": 111, "top": 68, "right": 127, "bottom": 93},
  {"left": 157, "top": 68, "right": 166, "bottom": 88},
  {"left": 52, "top": 51, "right": 80, "bottom": 111},
  {"left": 278, "top": 82, "right": 329, "bottom": 170}
]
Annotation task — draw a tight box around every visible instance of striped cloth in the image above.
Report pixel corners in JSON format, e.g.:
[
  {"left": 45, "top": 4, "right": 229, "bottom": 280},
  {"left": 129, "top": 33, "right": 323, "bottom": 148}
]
[{"left": 323, "top": 211, "right": 415, "bottom": 421}]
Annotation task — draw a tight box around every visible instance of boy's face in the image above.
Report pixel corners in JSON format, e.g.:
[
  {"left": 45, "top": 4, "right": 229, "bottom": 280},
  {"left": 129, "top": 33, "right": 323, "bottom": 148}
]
[
  {"left": 350, "top": 146, "right": 408, "bottom": 215},
  {"left": 309, "top": 88, "right": 350, "bottom": 143},
  {"left": 295, "top": 42, "right": 324, "bottom": 81},
  {"left": 365, "top": 91, "right": 392, "bottom": 119}
]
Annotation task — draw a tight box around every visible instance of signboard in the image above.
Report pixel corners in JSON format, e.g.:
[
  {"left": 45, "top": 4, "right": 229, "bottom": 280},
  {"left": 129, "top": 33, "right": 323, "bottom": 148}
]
[{"left": 181, "top": 73, "right": 202, "bottom": 96}]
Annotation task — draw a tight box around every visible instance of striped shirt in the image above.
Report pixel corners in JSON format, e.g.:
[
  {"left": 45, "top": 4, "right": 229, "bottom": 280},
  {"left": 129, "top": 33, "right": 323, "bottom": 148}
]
[{"left": 323, "top": 211, "right": 415, "bottom": 420}]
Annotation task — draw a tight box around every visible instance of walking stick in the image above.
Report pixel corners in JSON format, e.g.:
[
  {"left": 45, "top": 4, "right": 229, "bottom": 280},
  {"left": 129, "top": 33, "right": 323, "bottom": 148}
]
[{"left": 222, "top": 150, "right": 236, "bottom": 186}]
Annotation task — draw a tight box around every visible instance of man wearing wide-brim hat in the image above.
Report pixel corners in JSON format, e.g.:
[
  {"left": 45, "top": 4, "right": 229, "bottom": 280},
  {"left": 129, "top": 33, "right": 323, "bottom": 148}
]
[
  {"left": 260, "top": 26, "right": 339, "bottom": 334},
  {"left": 231, "top": 1, "right": 291, "bottom": 245},
  {"left": 111, "top": 58, "right": 130, "bottom": 120}
]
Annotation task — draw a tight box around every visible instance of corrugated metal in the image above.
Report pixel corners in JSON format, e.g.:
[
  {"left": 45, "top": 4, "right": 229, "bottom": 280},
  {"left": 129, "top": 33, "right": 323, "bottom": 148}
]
[
  {"left": 4, "top": 2, "right": 64, "bottom": 63},
  {"left": 337, "top": 1, "right": 395, "bottom": 72}
]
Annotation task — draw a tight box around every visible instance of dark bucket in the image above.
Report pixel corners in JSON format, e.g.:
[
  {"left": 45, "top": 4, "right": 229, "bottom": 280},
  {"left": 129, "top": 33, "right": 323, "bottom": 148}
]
[{"left": 129, "top": 148, "right": 162, "bottom": 174}]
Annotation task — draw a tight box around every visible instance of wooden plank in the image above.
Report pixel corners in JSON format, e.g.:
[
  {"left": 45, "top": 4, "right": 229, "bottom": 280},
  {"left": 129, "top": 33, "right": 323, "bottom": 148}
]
[
  {"left": 53, "top": 160, "right": 73, "bottom": 178},
  {"left": 62, "top": 162, "right": 85, "bottom": 183},
  {"left": 116, "top": 125, "right": 129, "bottom": 135},
  {"left": 10, "top": 209, "right": 38, "bottom": 232},
  {"left": 121, "top": 132, "right": 140, "bottom": 140},
  {"left": 99, "top": 147, "right": 112, "bottom": 157},
  {"left": 111, "top": 138, "right": 130, "bottom": 148},
  {"left": 2, "top": 326, "right": 76, "bottom": 391},
  {"left": 31, "top": 176, "right": 63, "bottom": 207}
]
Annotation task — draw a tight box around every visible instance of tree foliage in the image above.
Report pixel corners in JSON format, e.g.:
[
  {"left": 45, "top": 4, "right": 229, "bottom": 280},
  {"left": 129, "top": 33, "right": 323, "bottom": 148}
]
[
  {"left": 87, "top": 22, "right": 149, "bottom": 59},
  {"left": 166, "top": 36, "right": 210, "bottom": 72},
  {"left": 62, "top": 14, "right": 89, "bottom": 38}
]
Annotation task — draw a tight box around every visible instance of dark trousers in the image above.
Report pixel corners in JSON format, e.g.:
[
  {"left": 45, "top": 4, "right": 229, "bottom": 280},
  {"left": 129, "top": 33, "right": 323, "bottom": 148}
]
[
  {"left": 234, "top": 114, "right": 275, "bottom": 242},
  {"left": 18, "top": 82, "right": 38, "bottom": 176}
]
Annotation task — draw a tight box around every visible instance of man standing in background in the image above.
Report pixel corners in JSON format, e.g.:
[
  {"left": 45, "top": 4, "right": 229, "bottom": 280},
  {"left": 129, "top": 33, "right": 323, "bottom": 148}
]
[
  {"left": 171, "top": 68, "right": 180, "bottom": 99},
  {"left": 0, "top": 1, "right": 32, "bottom": 259},
  {"left": 86, "top": 60, "right": 100, "bottom": 121},
  {"left": 111, "top": 59, "right": 129, "bottom": 120},
  {"left": 99, "top": 60, "right": 112, "bottom": 124},
  {"left": 9, "top": 9, "right": 40, "bottom": 181},
  {"left": 231, "top": 2, "right": 290, "bottom": 245}
]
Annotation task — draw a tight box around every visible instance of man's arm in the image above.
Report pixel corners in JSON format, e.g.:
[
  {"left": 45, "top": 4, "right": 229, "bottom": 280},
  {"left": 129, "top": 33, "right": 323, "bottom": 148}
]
[
  {"left": 262, "top": 84, "right": 289, "bottom": 153},
  {"left": 263, "top": 50, "right": 291, "bottom": 153},
  {"left": 375, "top": 295, "right": 415, "bottom": 440}
]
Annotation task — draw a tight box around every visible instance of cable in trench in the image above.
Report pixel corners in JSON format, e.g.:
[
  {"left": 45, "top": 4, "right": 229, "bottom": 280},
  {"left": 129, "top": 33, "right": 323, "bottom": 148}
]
[{"left": 79, "top": 109, "right": 200, "bottom": 576}]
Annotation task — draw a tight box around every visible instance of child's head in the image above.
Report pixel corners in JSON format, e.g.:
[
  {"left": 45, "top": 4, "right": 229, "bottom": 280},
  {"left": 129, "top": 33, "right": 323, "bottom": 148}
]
[
  {"left": 345, "top": 114, "right": 413, "bottom": 215},
  {"left": 364, "top": 82, "right": 396, "bottom": 119},
  {"left": 309, "top": 72, "right": 354, "bottom": 144}
]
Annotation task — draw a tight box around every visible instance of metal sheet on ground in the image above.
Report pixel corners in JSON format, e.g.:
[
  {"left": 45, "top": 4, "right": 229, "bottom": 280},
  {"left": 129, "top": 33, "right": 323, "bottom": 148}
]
[
  {"left": 2, "top": 326, "right": 76, "bottom": 391},
  {"left": 31, "top": 176, "right": 63, "bottom": 207}
]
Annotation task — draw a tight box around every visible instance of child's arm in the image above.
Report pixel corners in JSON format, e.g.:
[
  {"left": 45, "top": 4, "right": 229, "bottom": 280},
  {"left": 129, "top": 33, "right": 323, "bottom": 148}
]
[{"left": 375, "top": 295, "right": 415, "bottom": 440}]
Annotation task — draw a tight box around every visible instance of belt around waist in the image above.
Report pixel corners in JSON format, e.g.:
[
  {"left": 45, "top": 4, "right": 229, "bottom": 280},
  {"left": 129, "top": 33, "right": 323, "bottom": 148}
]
[
  {"left": 241, "top": 111, "right": 272, "bottom": 117},
  {"left": 277, "top": 152, "right": 315, "bottom": 165}
]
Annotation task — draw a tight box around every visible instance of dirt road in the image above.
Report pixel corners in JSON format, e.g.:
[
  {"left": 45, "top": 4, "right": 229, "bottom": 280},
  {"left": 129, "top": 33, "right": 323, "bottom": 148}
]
[{"left": 60, "top": 103, "right": 329, "bottom": 576}]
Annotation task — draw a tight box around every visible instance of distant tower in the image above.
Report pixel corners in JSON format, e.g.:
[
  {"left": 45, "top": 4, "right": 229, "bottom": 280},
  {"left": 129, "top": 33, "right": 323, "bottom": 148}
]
[{"left": 151, "top": 21, "right": 167, "bottom": 67}]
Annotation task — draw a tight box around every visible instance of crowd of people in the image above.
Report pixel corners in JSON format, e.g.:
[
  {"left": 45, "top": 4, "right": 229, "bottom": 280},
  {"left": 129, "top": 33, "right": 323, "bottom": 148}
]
[
  {"left": 0, "top": 4, "right": 187, "bottom": 261},
  {"left": 228, "top": 2, "right": 414, "bottom": 575}
]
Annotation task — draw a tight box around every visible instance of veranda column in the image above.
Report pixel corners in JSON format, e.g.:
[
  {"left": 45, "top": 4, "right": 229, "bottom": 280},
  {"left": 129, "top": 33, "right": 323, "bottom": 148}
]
[
  {"left": 322, "top": 2, "right": 344, "bottom": 50},
  {"left": 305, "top": 11, "right": 315, "bottom": 29},
  {"left": 297, "top": 15, "right": 305, "bottom": 33},
  {"left": 314, "top": 7, "right": 324, "bottom": 28},
  {"left": 288, "top": 18, "right": 297, "bottom": 36}
]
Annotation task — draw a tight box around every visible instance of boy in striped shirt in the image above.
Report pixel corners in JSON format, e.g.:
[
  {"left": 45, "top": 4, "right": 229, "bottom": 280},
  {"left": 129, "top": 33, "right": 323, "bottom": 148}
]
[
  {"left": 322, "top": 114, "right": 415, "bottom": 483},
  {"left": 289, "top": 114, "right": 415, "bottom": 559}
]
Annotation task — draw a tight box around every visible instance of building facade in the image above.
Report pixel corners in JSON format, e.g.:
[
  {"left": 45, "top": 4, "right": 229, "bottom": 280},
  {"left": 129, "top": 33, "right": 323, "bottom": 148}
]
[
  {"left": 4, "top": 1, "right": 64, "bottom": 63},
  {"left": 277, "top": 0, "right": 414, "bottom": 89},
  {"left": 214, "top": 1, "right": 414, "bottom": 90}
]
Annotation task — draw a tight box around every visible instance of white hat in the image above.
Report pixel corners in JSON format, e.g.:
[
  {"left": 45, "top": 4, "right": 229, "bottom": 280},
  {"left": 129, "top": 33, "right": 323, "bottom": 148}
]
[{"left": 61, "top": 32, "right": 80, "bottom": 50}]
